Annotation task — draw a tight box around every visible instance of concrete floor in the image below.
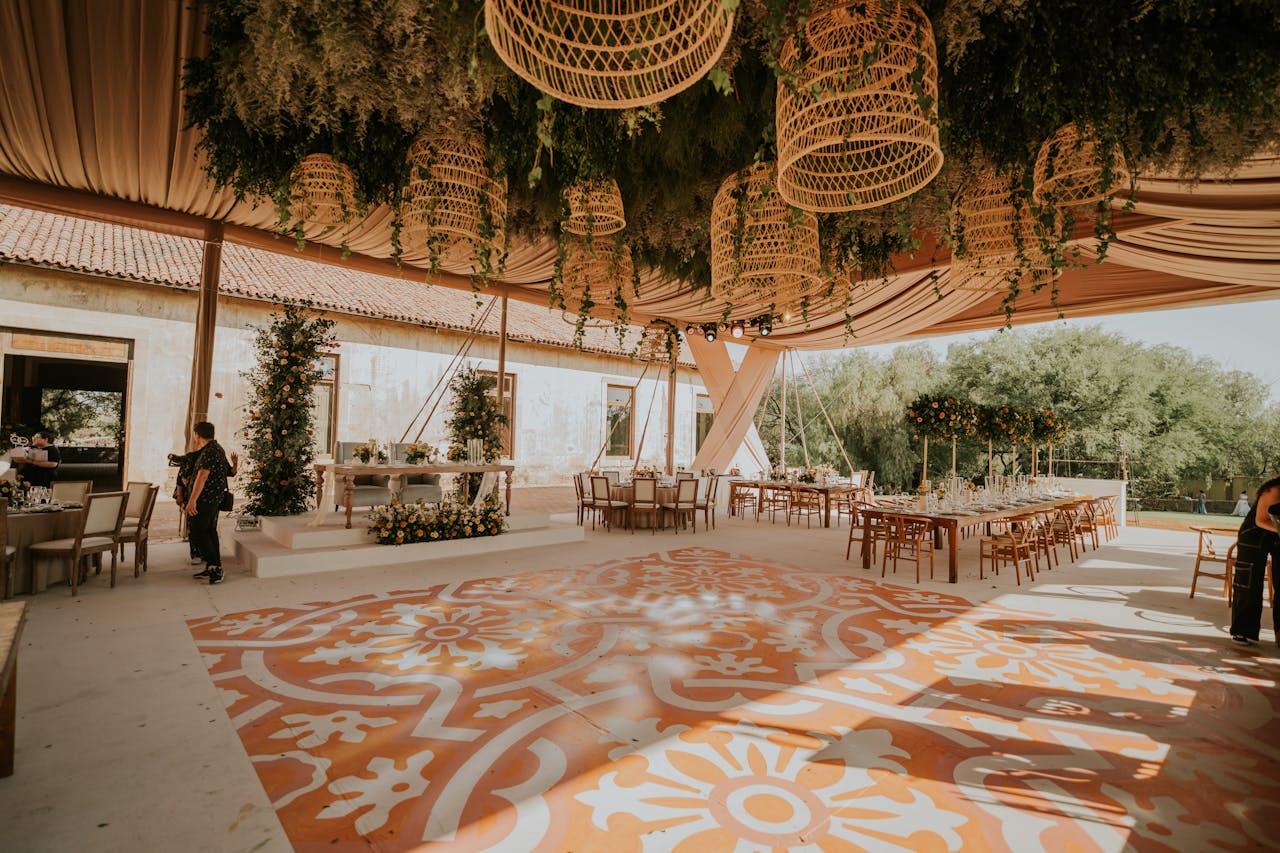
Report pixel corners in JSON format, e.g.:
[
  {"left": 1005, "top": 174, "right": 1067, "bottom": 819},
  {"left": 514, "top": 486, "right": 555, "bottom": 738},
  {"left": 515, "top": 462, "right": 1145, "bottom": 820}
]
[{"left": 1, "top": 513, "right": 1272, "bottom": 852}]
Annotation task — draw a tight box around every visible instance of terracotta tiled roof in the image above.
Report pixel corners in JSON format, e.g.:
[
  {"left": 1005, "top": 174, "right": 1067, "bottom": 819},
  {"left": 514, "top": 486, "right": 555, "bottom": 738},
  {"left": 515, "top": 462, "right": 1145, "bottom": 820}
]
[{"left": 0, "top": 204, "right": 693, "bottom": 366}]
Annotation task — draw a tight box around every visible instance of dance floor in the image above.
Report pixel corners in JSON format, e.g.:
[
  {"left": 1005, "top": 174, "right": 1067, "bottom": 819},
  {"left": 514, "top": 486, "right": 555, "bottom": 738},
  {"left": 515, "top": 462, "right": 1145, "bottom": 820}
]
[{"left": 189, "top": 547, "right": 1279, "bottom": 852}]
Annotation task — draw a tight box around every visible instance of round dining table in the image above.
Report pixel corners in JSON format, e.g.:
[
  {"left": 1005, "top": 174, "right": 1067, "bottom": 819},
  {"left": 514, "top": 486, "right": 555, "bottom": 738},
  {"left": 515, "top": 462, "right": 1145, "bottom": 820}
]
[
  {"left": 609, "top": 483, "right": 679, "bottom": 529},
  {"left": 6, "top": 506, "right": 85, "bottom": 595}
]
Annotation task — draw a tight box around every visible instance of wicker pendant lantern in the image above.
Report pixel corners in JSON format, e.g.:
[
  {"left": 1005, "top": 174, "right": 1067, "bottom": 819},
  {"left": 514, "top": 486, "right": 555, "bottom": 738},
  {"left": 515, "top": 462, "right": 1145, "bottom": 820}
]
[
  {"left": 710, "top": 164, "right": 823, "bottom": 306},
  {"left": 951, "top": 171, "right": 1055, "bottom": 292},
  {"left": 289, "top": 154, "right": 358, "bottom": 227},
  {"left": 557, "top": 237, "right": 635, "bottom": 323},
  {"left": 776, "top": 0, "right": 943, "bottom": 212},
  {"left": 402, "top": 132, "right": 507, "bottom": 269},
  {"left": 637, "top": 325, "right": 679, "bottom": 365},
  {"left": 1033, "top": 123, "right": 1131, "bottom": 207},
  {"left": 484, "top": 0, "right": 735, "bottom": 109},
  {"left": 563, "top": 179, "right": 627, "bottom": 236}
]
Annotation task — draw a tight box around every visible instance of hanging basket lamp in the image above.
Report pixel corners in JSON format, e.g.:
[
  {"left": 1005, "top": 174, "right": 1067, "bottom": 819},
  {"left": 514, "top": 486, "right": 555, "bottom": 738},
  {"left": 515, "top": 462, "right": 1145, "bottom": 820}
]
[
  {"left": 563, "top": 178, "right": 627, "bottom": 237},
  {"left": 289, "top": 153, "right": 358, "bottom": 227},
  {"left": 637, "top": 325, "right": 679, "bottom": 364},
  {"left": 776, "top": 0, "right": 943, "bottom": 212},
  {"left": 710, "top": 164, "right": 823, "bottom": 307},
  {"left": 950, "top": 170, "right": 1056, "bottom": 292},
  {"left": 402, "top": 132, "right": 507, "bottom": 269},
  {"left": 1032, "top": 123, "right": 1131, "bottom": 207},
  {"left": 557, "top": 237, "right": 635, "bottom": 323},
  {"left": 484, "top": 0, "right": 735, "bottom": 109}
]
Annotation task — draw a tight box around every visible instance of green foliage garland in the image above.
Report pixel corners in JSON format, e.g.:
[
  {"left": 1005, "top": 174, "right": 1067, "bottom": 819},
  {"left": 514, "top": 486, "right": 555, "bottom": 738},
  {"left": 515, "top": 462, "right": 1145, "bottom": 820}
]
[
  {"left": 368, "top": 499, "right": 505, "bottom": 546},
  {"left": 240, "top": 304, "right": 337, "bottom": 516},
  {"left": 444, "top": 366, "right": 508, "bottom": 501}
]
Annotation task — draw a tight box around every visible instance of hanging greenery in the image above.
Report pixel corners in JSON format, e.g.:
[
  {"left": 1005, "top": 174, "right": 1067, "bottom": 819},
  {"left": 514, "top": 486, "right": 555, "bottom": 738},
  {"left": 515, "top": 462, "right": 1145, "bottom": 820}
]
[
  {"left": 183, "top": 0, "right": 1280, "bottom": 317},
  {"left": 444, "top": 366, "right": 508, "bottom": 502},
  {"left": 240, "top": 304, "right": 337, "bottom": 517}
]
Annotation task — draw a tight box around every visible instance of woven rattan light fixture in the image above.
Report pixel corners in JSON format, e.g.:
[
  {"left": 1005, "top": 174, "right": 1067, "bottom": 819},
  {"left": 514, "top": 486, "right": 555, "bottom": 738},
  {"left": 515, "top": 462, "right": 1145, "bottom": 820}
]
[
  {"left": 484, "top": 0, "right": 735, "bottom": 109},
  {"left": 637, "top": 325, "right": 679, "bottom": 364},
  {"left": 710, "top": 164, "right": 823, "bottom": 306},
  {"left": 290, "top": 154, "right": 358, "bottom": 227},
  {"left": 1033, "top": 123, "right": 1131, "bottom": 207},
  {"left": 776, "top": 0, "right": 942, "bottom": 212},
  {"left": 557, "top": 237, "right": 635, "bottom": 323},
  {"left": 563, "top": 179, "right": 626, "bottom": 236},
  {"left": 951, "top": 170, "right": 1055, "bottom": 292},
  {"left": 402, "top": 132, "right": 507, "bottom": 268}
]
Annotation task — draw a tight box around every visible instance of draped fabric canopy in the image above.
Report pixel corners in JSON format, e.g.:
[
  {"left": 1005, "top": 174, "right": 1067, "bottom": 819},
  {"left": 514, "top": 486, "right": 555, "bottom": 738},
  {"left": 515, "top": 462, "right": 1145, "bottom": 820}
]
[{"left": 0, "top": 0, "right": 1276, "bottom": 352}]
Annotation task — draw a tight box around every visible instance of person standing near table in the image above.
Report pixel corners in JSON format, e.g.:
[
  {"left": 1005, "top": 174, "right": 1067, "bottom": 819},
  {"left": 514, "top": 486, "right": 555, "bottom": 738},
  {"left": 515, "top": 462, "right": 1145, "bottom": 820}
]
[
  {"left": 17, "top": 430, "right": 60, "bottom": 488},
  {"left": 184, "top": 421, "right": 231, "bottom": 585},
  {"left": 1229, "top": 476, "right": 1280, "bottom": 646},
  {"left": 1195, "top": 490, "right": 1208, "bottom": 514}
]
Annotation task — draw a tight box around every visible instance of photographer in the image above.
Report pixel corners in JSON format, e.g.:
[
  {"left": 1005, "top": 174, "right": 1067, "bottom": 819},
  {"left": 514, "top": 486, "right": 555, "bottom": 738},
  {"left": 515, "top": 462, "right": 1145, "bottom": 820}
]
[
  {"left": 172, "top": 443, "right": 238, "bottom": 567},
  {"left": 1229, "top": 476, "right": 1280, "bottom": 647}
]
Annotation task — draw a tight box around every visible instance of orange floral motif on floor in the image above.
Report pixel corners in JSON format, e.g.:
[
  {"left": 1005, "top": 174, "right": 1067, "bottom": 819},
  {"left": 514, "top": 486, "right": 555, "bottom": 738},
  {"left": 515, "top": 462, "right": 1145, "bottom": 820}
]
[{"left": 189, "top": 548, "right": 1280, "bottom": 852}]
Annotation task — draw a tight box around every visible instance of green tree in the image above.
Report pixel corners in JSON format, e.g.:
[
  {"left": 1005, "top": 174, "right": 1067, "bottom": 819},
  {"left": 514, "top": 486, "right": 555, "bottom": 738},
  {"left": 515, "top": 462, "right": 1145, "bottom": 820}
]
[{"left": 240, "top": 304, "right": 337, "bottom": 516}]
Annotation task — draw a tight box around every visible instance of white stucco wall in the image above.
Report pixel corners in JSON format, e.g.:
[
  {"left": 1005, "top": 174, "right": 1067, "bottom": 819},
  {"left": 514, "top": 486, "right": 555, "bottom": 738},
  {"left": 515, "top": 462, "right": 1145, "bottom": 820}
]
[{"left": 1, "top": 263, "right": 758, "bottom": 487}]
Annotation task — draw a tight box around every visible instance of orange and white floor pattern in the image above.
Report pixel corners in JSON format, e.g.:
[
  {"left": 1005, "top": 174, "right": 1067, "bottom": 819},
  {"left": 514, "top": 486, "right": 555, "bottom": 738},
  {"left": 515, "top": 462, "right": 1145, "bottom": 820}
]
[{"left": 189, "top": 548, "right": 1279, "bottom": 851}]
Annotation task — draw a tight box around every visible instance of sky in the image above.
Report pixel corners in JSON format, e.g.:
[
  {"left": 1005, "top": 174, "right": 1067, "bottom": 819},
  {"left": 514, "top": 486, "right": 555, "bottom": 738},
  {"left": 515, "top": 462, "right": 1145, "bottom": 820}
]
[{"left": 851, "top": 300, "right": 1280, "bottom": 403}]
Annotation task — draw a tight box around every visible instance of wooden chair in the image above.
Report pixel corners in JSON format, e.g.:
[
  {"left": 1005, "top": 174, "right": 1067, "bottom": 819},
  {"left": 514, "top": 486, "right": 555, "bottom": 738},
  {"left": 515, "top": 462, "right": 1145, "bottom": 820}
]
[
  {"left": 631, "top": 476, "right": 661, "bottom": 533},
  {"left": 661, "top": 478, "right": 699, "bottom": 533},
  {"left": 1, "top": 500, "right": 15, "bottom": 601},
  {"left": 1051, "top": 506, "right": 1083, "bottom": 562},
  {"left": 844, "top": 502, "right": 887, "bottom": 563},
  {"left": 1190, "top": 527, "right": 1238, "bottom": 602},
  {"left": 589, "top": 476, "right": 629, "bottom": 531},
  {"left": 882, "top": 515, "right": 934, "bottom": 583},
  {"left": 760, "top": 484, "right": 791, "bottom": 524},
  {"left": 116, "top": 483, "right": 159, "bottom": 576},
  {"left": 1077, "top": 501, "right": 1103, "bottom": 551},
  {"left": 573, "top": 473, "right": 594, "bottom": 526},
  {"left": 787, "top": 486, "right": 823, "bottom": 528},
  {"left": 51, "top": 480, "right": 92, "bottom": 504},
  {"left": 980, "top": 521, "right": 1037, "bottom": 585},
  {"left": 675, "top": 471, "right": 695, "bottom": 481},
  {"left": 729, "top": 481, "right": 758, "bottom": 520},
  {"left": 694, "top": 476, "right": 719, "bottom": 530},
  {"left": 28, "top": 491, "right": 129, "bottom": 595}
]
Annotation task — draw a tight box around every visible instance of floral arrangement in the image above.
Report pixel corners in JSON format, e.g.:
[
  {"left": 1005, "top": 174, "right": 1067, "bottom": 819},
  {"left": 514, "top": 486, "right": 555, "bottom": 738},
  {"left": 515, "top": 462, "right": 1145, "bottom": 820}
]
[
  {"left": 633, "top": 465, "right": 660, "bottom": 478},
  {"left": 0, "top": 473, "right": 29, "bottom": 505},
  {"left": 905, "top": 395, "right": 978, "bottom": 441},
  {"left": 240, "top": 303, "right": 336, "bottom": 517},
  {"left": 352, "top": 439, "right": 388, "bottom": 464},
  {"left": 403, "top": 442, "right": 438, "bottom": 464},
  {"left": 368, "top": 498, "right": 505, "bottom": 546},
  {"left": 445, "top": 367, "right": 507, "bottom": 502}
]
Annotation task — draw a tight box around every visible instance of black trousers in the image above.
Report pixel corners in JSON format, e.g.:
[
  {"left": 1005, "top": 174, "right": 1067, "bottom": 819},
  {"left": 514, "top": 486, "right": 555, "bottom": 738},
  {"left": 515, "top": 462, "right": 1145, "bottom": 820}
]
[
  {"left": 188, "top": 502, "right": 222, "bottom": 568},
  {"left": 1229, "top": 537, "right": 1279, "bottom": 641}
]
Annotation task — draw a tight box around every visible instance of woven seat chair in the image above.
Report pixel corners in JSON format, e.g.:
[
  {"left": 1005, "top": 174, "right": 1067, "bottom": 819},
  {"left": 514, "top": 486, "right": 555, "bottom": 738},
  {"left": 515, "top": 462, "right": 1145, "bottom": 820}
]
[
  {"left": 631, "top": 476, "right": 661, "bottom": 534},
  {"left": 845, "top": 502, "right": 887, "bottom": 564},
  {"left": 1050, "top": 505, "right": 1085, "bottom": 562},
  {"left": 980, "top": 520, "right": 1037, "bottom": 585},
  {"left": 760, "top": 484, "right": 791, "bottom": 524},
  {"left": 28, "top": 490, "right": 128, "bottom": 595},
  {"left": 661, "top": 478, "right": 699, "bottom": 533},
  {"left": 1190, "top": 528, "right": 1238, "bottom": 602},
  {"left": 729, "top": 481, "right": 758, "bottom": 520},
  {"left": 882, "top": 514, "right": 934, "bottom": 583},
  {"left": 787, "top": 487, "right": 823, "bottom": 528}
]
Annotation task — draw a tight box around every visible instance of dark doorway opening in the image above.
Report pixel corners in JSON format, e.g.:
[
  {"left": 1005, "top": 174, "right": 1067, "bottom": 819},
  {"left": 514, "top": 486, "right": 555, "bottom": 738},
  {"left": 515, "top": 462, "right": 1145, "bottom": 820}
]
[{"left": 2, "top": 332, "right": 131, "bottom": 492}]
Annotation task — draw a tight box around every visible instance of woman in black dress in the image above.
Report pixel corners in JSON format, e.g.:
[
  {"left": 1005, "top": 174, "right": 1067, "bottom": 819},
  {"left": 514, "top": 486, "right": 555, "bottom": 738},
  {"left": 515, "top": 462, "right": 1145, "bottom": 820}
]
[
  {"left": 1229, "top": 476, "right": 1280, "bottom": 646},
  {"left": 184, "top": 421, "right": 232, "bottom": 585}
]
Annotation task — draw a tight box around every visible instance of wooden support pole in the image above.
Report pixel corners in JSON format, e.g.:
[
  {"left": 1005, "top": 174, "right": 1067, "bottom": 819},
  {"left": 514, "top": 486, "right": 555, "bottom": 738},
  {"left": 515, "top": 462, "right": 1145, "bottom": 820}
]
[
  {"left": 496, "top": 295, "right": 508, "bottom": 457},
  {"left": 779, "top": 350, "right": 788, "bottom": 473},
  {"left": 185, "top": 221, "right": 223, "bottom": 442},
  {"left": 922, "top": 436, "right": 929, "bottom": 486},
  {"left": 665, "top": 365, "right": 677, "bottom": 475},
  {"left": 951, "top": 436, "right": 957, "bottom": 480}
]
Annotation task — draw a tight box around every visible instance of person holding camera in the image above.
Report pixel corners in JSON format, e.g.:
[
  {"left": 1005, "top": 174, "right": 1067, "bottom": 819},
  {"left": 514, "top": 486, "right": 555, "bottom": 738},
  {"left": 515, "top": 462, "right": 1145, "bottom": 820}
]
[
  {"left": 1230, "top": 475, "right": 1280, "bottom": 647},
  {"left": 184, "top": 421, "right": 233, "bottom": 585}
]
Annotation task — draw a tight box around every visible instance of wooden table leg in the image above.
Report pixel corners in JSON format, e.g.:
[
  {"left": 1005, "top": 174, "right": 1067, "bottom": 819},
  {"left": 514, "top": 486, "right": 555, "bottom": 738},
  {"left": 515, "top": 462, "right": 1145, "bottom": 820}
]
[
  {"left": 948, "top": 520, "right": 959, "bottom": 583},
  {"left": 504, "top": 470, "right": 512, "bottom": 516},
  {"left": 861, "top": 513, "right": 872, "bottom": 570},
  {"left": 823, "top": 491, "right": 833, "bottom": 528},
  {"left": 343, "top": 473, "right": 355, "bottom": 529},
  {"left": 314, "top": 464, "right": 326, "bottom": 509},
  {"left": 1, "top": 658, "right": 15, "bottom": 777}
]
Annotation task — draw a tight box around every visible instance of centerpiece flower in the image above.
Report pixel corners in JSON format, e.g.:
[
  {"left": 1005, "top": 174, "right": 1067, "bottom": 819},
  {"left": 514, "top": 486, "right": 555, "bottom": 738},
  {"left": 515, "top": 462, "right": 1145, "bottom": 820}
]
[
  {"left": 0, "top": 472, "right": 29, "bottom": 505},
  {"left": 404, "top": 442, "right": 438, "bottom": 464}
]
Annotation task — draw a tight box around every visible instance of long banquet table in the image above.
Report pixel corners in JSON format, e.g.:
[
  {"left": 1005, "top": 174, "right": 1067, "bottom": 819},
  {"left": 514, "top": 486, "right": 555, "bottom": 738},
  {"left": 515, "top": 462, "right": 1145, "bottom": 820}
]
[
  {"left": 6, "top": 507, "right": 85, "bottom": 594},
  {"left": 729, "top": 480, "right": 855, "bottom": 528},
  {"left": 860, "top": 495, "right": 1086, "bottom": 583}
]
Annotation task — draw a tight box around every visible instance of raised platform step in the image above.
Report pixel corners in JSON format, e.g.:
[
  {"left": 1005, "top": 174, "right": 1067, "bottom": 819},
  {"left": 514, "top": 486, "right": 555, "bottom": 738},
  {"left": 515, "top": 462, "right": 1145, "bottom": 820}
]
[
  {"left": 232, "top": 512, "right": 583, "bottom": 579},
  {"left": 259, "top": 511, "right": 554, "bottom": 549}
]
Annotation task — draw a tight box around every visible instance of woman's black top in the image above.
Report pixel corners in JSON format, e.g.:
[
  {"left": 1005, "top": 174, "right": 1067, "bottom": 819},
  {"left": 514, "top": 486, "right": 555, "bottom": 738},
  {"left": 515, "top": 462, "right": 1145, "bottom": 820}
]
[{"left": 193, "top": 440, "right": 231, "bottom": 510}]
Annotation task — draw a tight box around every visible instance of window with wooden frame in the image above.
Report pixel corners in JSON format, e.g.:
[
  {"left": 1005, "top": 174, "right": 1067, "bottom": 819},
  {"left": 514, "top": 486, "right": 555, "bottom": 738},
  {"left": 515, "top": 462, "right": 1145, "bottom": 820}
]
[
  {"left": 478, "top": 370, "right": 516, "bottom": 457},
  {"left": 605, "top": 384, "right": 634, "bottom": 457},
  {"left": 310, "top": 354, "right": 339, "bottom": 456},
  {"left": 695, "top": 393, "right": 715, "bottom": 452}
]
